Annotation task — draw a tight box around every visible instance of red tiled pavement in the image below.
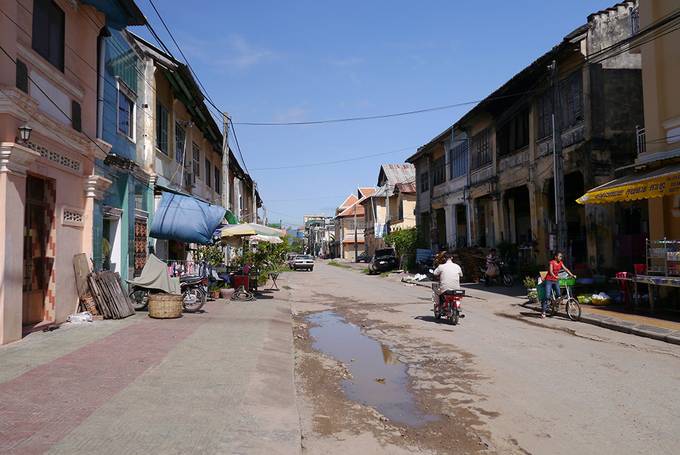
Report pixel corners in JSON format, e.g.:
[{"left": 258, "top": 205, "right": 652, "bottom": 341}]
[{"left": 0, "top": 316, "right": 204, "bottom": 454}]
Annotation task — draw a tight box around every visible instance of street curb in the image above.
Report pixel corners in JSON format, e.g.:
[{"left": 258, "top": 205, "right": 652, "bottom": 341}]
[{"left": 522, "top": 302, "right": 680, "bottom": 346}]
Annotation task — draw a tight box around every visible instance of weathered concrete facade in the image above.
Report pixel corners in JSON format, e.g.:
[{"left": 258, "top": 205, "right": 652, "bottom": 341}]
[{"left": 409, "top": 1, "right": 644, "bottom": 272}]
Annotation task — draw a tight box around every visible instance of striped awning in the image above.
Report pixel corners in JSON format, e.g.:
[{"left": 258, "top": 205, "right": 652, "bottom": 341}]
[{"left": 577, "top": 164, "right": 680, "bottom": 204}]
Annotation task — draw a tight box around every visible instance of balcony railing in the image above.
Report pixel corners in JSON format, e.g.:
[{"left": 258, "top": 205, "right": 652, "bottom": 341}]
[{"left": 636, "top": 125, "right": 646, "bottom": 155}]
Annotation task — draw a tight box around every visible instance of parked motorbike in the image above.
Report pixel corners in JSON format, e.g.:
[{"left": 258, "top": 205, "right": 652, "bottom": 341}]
[
  {"left": 129, "top": 275, "right": 208, "bottom": 313},
  {"left": 431, "top": 284, "right": 465, "bottom": 325},
  {"left": 480, "top": 260, "right": 514, "bottom": 287}
]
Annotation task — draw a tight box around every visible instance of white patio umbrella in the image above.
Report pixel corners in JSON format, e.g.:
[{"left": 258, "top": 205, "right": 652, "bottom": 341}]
[{"left": 249, "top": 234, "right": 283, "bottom": 244}]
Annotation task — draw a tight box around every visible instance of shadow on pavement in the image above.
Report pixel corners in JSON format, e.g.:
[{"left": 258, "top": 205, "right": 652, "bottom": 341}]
[
  {"left": 463, "top": 283, "right": 526, "bottom": 298},
  {"left": 414, "top": 315, "right": 450, "bottom": 324}
]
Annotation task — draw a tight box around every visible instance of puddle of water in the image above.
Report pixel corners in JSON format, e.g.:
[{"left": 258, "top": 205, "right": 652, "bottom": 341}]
[{"left": 307, "top": 311, "right": 438, "bottom": 427}]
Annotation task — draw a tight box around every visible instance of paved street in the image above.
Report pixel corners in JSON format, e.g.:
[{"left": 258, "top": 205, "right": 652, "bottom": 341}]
[
  {"left": 289, "top": 262, "right": 680, "bottom": 454},
  {"left": 2, "top": 261, "right": 680, "bottom": 454}
]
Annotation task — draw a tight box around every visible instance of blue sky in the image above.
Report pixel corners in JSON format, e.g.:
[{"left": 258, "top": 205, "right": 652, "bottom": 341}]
[{"left": 136, "top": 0, "right": 615, "bottom": 227}]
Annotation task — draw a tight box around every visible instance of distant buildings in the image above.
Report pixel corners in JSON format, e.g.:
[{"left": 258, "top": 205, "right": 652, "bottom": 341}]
[
  {"left": 331, "top": 188, "right": 375, "bottom": 260},
  {"left": 303, "top": 215, "right": 334, "bottom": 257},
  {"left": 360, "top": 164, "right": 416, "bottom": 256}
]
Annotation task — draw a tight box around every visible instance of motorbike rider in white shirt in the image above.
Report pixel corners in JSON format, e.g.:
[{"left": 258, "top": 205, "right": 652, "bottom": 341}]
[{"left": 433, "top": 252, "right": 464, "bottom": 303}]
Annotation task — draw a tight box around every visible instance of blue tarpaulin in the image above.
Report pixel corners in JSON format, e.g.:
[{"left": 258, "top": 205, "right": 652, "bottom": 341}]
[{"left": 150, "top": 191, "right": 226, "bottom": 245}]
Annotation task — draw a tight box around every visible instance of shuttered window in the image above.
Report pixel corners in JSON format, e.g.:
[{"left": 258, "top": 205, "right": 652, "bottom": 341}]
[
  {"left": 156, "top": 103, "right": 169, "bottom": 154},
  {"left": 192, "top": 143, "right": 200, "bottom": 180},
  {"left": 32, "top": 0, "right": 65, "bottom": 71},
  {"left": 71, "top": 100, "right": 81, "bottom": 132},
  {"left": 16, "top": 59, "right": 28, "bottom": 93},
  {"left": 175, "top": 123, "right": 186, "bottom": 164}
]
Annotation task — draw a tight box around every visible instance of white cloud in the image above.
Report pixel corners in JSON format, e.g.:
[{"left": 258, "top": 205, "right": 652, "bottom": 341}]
[{"left": 183, "top": 34, "right": 278, "bottom": 72}]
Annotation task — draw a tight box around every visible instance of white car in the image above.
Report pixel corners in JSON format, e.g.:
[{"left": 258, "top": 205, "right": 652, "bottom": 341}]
[{"left": 292, "top": 255, "right": 314, "bottom": 271}]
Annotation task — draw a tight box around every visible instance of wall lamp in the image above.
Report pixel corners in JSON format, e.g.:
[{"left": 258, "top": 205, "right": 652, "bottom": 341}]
[{"left": 18, "top": 124, "right": 32, "bottom": 143}]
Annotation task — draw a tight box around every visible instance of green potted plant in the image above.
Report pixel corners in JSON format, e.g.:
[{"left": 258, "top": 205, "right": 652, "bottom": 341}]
[{"left": 523, "top": 276, "right": 538, "bottom": 303}]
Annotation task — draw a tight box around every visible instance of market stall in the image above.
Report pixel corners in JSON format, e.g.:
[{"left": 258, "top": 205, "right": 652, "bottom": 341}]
[{"left": 578, "top": 163, "right": 680, "bottom": 312}]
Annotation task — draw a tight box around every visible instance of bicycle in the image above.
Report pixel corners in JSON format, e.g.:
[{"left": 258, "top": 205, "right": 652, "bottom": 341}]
[{"left": 548, "top": 276, "right": 581, "bottom": 321}]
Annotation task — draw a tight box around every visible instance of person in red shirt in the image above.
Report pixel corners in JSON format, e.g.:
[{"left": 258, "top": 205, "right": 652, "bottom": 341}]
[{"left": 542, "top": 251, "right": 575, "bottom": 318}]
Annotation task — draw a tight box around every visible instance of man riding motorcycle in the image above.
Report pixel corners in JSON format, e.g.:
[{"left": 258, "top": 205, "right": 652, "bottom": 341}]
[{"left": 433, "top": 252, "right": 464, "bottom": 303}]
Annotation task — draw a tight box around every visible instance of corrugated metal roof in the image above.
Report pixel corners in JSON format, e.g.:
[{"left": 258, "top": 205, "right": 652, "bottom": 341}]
[{"left": 378, "top": 164, "right": 415, "bottom": 186}]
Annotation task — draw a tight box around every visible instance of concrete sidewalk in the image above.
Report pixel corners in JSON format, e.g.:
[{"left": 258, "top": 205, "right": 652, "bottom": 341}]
[
  {"left": 523, "top": 301, "right": 680, "bottom": 346},
  {"left": 0, "top": 298, "right": 301, "bottom": 455}
]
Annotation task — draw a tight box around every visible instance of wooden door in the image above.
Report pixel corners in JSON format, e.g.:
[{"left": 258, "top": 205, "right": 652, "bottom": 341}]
[{"left": 23, "top": 176, "right": 51, "bottom": 324}]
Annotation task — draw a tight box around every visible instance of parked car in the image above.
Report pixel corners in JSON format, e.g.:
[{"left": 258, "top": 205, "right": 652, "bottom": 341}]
[
  {"left": 368, "top": 248, "right": 398, "bottom": 274},
  {"left": 286, "top": 253, "right": 299, "bottom": 269},
  {"left": 357, "top": 251, "right": 371, "bottom": 263},
  {"left": 292, "top": 255, "right": 314, "bottom": 271}
]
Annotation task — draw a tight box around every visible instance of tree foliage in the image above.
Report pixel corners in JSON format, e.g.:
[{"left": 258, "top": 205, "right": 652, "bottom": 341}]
[{"left": 384, "top": 228, "right": 418, "bottom": 257}]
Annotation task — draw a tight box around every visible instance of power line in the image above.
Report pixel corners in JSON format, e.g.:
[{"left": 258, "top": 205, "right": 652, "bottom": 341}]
[
  {"left": 250, "top": 145, "right": 419, "bottom": 171},
  {"left": 1, "top": 6, "right": 159, "bottom": 125},
  {"left": 234, "top": 91, "right": 539, "bottom": 126},
  {"left": 234, "top": 9, "right": 680, "bottom": 128},
  {"left": 145, "top": 0, "right": 223, "bottom": 116},
  {"left": 228, "top": 118, "right": 250, "bottom": 175},
  {"left": 0, "top": 44, "right": 111, "bottom": 160}
]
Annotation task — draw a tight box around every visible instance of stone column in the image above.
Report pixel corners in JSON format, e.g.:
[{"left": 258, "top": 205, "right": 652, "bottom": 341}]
[
  {"left": 444, "top": 204, "right": 454, "bottom": 249},
  {"left": 83, "top": 174, "right": 113, "bottom": 259},
  {"left": 492, "top": 194, "right": 503, "bottom": 247},
  {"left": 0, "top": 143, "right": 40, "bottom": 344},
  {"left": 451, "top": 203, "right": 458, "bottom": 248}
]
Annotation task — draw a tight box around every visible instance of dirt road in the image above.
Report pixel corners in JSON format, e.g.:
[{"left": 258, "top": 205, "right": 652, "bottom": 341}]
[{"left": 286, "top": 261, "right": 680, "bottom": 454}]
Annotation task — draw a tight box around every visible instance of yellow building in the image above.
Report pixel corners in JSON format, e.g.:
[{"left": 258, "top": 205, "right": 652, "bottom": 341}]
[{"left": 639, "top": 0, "right": 680, "bottom": 240}]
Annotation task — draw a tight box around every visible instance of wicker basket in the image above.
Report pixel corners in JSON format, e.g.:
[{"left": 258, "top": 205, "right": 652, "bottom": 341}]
[{"left": 148, "top": 293, "right": 183, "bottom": 319}]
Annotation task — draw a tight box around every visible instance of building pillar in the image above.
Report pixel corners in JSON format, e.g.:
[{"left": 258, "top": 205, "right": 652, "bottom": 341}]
[
  {"left": 451, "top": 203, "right": 459, "bottom": 248},
  {"left": 527, "top": 182, "right": 543, "bottom": 264},
  {"left": 444, "top": 204, "right": 454, "bottom": 249},
  {"left": 83, "top": 174, "right": 113, "bottom": 262},
  {"left": 507, "top": 195, "right": 516, "bottom": 243},
  {"left": 648, "top": 198, "right": 665, "bottom": 241},
  {"left": 469, "top": 198, "right": 478, "bottom": 246},
  {"left": 492, "top": 194, "right": 503, "bottom": 247},
  {"left": 0, "top": 143, "right": 40, "bottom": 344}
]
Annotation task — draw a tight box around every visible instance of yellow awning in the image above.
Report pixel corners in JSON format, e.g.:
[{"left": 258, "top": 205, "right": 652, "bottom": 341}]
[{"left": 577, "top": 164, "right": 680, "bottom": 204}]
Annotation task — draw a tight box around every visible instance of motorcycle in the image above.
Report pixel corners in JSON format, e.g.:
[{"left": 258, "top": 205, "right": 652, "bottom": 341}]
[
  {"left": 129, "top": 275, "right": 208, "bottom": 313},
  {"left": 431, "top": 284, "right": 465, "bottom": 325},
  {"left": 480, "top": 260, "right": 514, "bottom": 287}
]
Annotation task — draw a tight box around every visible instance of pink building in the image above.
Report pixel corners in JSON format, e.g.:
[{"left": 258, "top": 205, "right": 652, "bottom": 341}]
[{"left": 0, "top": 1, "right": 143, "bottom": 344}]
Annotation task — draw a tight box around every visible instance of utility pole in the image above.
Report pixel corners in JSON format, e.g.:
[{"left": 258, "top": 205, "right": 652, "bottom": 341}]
[
  {"left": 354, "top": 188, "right": 358, "bottom": 262},
  {"left": 550, "top": 60, "right": 568, "bottom": 254},
  {"left": 221, "top": 112, "right": 230, "bottom": 211},
  {"left": 251, "top": 181, "right": 257, "bottom": 223}
]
